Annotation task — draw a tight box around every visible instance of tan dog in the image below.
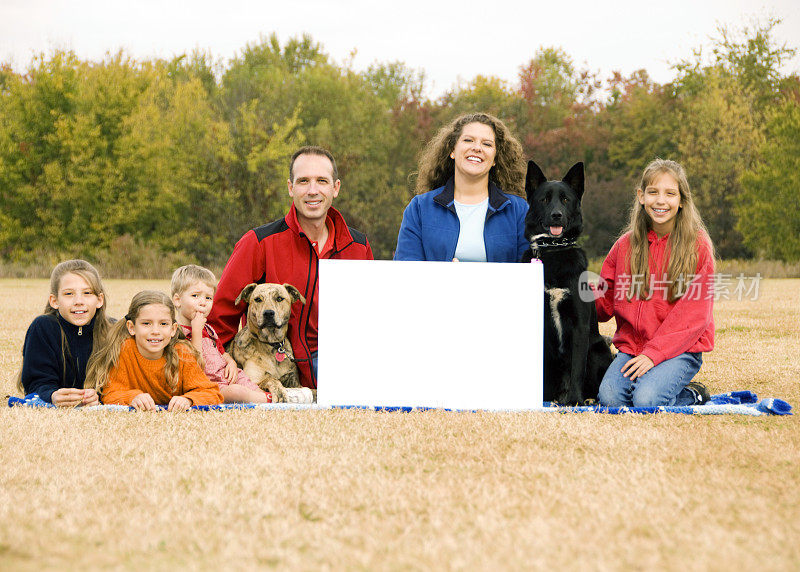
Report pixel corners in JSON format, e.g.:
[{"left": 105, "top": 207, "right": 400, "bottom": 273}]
[{"left": 231, "top": 283, "right": 307, "bottom": 403}]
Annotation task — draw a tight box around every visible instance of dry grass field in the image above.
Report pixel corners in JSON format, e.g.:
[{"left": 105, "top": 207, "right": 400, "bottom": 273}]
[{"left": 1, "top": 278, "right": 798, "bottom": 571}]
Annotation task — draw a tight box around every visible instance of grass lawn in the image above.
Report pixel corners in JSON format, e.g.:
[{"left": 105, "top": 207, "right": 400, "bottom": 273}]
[{"left": 1, "top": 278, "right": 798, "bottom": 570}]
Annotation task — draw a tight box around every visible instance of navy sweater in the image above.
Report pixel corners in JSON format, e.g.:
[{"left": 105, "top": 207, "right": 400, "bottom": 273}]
[{"left": 20, "top": 313, "right": 96, "bottom": 403}]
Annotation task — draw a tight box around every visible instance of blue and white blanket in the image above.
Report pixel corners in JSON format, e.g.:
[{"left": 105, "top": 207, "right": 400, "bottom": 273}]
[{"left": 6, "top": 391, "right": 792, "bottom": 415}]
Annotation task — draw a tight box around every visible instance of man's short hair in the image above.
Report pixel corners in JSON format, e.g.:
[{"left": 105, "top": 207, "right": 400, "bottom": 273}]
[
  {"left": 170, "top": 264, "right": 217, "bottom": 296},
  {"left": 289, "top": 146, "right": 338, "bottom": 182}
]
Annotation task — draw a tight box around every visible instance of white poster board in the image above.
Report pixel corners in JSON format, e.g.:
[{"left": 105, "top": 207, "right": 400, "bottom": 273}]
[{"left": 317, "top": 260, "right": 543, "bottom": 410}]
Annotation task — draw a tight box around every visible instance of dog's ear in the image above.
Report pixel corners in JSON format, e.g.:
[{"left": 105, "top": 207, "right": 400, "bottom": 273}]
[
  {"left": 563, "top": 162, "right": 584, "bottom": 200},
  {"left": 283, "top": 284, "right": 306, "bottom": 306},
  {"left": 525, "top": 161, "right": 547, "bottom": 202},
  {"left": 235, "top": 283, "right": 258, "bottom": 306}
]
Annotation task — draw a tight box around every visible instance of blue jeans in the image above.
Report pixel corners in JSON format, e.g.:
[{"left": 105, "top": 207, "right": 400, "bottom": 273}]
[
  {"left": 598, "top": 352, "right": 703, "bottom": 407},
  {"left": 311, "top": 350, "right": 318, "bottom": 381}
]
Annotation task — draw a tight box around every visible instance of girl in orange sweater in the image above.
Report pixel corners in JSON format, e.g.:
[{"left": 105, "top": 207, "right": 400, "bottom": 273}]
[{"left": 86, "top": 290, "right": 223, "bottom": 411}]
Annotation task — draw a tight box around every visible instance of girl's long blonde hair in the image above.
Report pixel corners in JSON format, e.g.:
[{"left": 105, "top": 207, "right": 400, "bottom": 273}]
[
  {"left": 625, "top": 159, "right": 715, "bottom": 302},
  {"left": 415, "top": 112, "right": 525, "bottom": 196},
  {"left": 86, "top": 290, "right": 200, "bottom": 393},
  {"left": 17, "top": 259, "right": 112, "bottom": 394}
]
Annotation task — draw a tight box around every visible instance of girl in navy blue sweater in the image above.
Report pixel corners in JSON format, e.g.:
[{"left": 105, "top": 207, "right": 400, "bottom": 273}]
[{"left": 19, "top": 260, "right": 112, "bottom": 407}]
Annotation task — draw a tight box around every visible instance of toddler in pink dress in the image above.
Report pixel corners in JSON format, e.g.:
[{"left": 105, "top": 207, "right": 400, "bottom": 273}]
[{"left": 171, "top": 265, "right": 270, "bottom": 403}]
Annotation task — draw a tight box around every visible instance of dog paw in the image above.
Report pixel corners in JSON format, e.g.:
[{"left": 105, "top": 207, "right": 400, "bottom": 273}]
[
  {"left": 270, "top": 386, "right": 288, "bottom": 403},
  {"left": 282, "top": 387, "right": 315, "bottom": 404}
]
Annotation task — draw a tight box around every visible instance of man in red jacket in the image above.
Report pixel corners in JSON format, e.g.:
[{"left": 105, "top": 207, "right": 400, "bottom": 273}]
[{"left": 208, "top": 146, "right": 374, "bottom": 389}]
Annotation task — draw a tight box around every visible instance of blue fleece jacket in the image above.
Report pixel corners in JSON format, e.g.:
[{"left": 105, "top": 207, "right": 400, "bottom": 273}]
[
  {"left": 20, "top": 313, "right": 95, "bottom": 402},
  {"left": 394, "top": 178, "right": 529, "bottom": 262}
]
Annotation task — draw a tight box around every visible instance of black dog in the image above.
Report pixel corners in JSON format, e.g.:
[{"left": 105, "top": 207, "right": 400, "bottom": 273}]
[{"left": 521, "top": 161, "right": 614, "bottom": 404}]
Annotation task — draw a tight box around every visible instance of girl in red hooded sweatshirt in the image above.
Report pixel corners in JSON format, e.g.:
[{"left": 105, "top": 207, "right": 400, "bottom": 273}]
[{"left": 596, "top": 159, "right": 715, "bottom": 407}]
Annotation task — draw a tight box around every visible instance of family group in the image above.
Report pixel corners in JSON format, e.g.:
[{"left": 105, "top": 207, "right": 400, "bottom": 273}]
[{"left": 18, "top": 112, "right": 714, "bottom": 409}]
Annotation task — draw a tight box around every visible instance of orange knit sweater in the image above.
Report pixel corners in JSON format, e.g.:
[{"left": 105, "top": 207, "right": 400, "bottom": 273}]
[{"left": 101, "top": 338, "right": 223, "bottom": 406}]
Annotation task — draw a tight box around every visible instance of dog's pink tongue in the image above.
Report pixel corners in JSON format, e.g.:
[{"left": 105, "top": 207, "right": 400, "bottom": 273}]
[{"left": 550, "top": 226, "right": 563, "bottom": 236}]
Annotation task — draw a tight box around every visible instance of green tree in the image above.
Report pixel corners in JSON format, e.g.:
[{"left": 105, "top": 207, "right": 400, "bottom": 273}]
[
  {"left": 361, "top": 62, "right": 435, "bottom": 252},
  {"left": 219, "top": 35, "right": 423, "bottom": 259},
  {"left": 544, "top": 70, "right": 669, "bottom": 257},
  {"left": 294, "top": 62, "right": 407, "bottom": 258},
  {"left": 603, "top": 70, "right": 680, "bottom": 181},
  {"left": 438, "top": 75, "right": 524, "bottom": 130},
  {"left": 670, "top": 19, "right": 796, "bottom": 258},
  {"left": 676, "top": 70, "right": 761, "bottom": 258},
  {"left": 362, "top": 61, "right": 425, "bottom": 109},
  {"left": 710, "top": 18, "right": 797, "bottom": 123},
  {"left": 0, "top": 51, "right": 137, "bottom": 258},
  {"left": 217, "top": 34, "right": 318, "bottom": 240},
  {"left": 4, "top": 30, "right": 799, "bottom": 269},
  {"left": 737, "top": 98, "right": 800, "bottom": 261},
  {"left": 113, "top": 64, "right": 236, "bottom": 264},
  {"left": 0, "top": 52, "right": 77, "bottom": 257},
  {"left": 518, "top": 47, "right": 581, "bottom": 133}
]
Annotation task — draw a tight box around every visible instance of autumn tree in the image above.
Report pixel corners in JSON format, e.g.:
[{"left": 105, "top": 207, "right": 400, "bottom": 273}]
[
  {"left": 518, "top": 47, "right": 582, "bottom": 135},
  {"left": 2, "top": 27, "right": 799, "bottom": 269}
]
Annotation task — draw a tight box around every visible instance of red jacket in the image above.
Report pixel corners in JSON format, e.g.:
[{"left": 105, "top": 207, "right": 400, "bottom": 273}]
[
  {"left": 595, "top": 231, "right": 714, "bottom": 365},
  {"left": 208, "top": 204, "right": 373, "bottom": 388}
]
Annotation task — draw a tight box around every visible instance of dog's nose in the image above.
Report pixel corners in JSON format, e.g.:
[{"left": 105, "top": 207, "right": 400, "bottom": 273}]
[
  {"left": 263, "top": 309, "right": 275, "bottom": 319},
  {"left": 551, "top": 211, "right": 563, "bottom": 221}
]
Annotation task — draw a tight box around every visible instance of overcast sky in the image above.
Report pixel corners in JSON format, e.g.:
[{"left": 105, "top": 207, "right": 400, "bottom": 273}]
[{"left": 1, "top": 0, "right": 798, "bottom": 98}]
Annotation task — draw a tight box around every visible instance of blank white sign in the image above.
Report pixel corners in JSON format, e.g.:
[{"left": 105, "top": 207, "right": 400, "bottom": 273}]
[{"left": 317, "top": 260, "right": 543, "bottom": 410}]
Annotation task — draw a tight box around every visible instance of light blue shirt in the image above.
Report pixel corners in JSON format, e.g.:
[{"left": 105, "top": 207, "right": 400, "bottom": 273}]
[{"left": 454, "top": 198, "right": 489, "bottom": 262}]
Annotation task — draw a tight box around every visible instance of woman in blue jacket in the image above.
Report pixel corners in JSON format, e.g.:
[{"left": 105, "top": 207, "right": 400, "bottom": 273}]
[{"left": 394, "top": 112, "right": 528, "bottom": 262}]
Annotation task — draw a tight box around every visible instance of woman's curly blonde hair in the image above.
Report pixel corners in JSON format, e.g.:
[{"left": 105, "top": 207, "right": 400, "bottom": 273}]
[{"left": 414, "top": 112, "right": 525, "bottom": 196}]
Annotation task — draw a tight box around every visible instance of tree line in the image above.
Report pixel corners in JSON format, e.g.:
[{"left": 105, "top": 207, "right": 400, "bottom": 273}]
[{"left": 1, "top": 19, "right": 798, "bottom": 267}]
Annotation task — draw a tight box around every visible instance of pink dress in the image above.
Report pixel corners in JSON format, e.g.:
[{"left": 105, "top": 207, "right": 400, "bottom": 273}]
[{"left": 180, "top": 324, "right": 262, "bottom": 392}]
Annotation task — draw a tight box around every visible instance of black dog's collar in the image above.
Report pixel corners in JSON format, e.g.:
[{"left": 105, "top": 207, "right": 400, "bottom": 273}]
[{"left": 528, "top": 234, "right": 579, "bottom": 259}]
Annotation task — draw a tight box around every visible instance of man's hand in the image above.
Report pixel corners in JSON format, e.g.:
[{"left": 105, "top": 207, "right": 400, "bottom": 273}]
[
  {"left": 168, "top": 395, "right": 192, "bottom": 412},
  {"left": 130, "top": 393, "right": 157, "bottom": 411},
  {"left": 621, "top": 355, "right": 655, "bottom": 381}
]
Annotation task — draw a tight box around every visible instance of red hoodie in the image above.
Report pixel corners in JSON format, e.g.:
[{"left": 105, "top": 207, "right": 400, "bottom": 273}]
[
  {"left": 208, "top": 204, "right": 373, "bottom": 388},
  {"left": 595, "top": 231, "right": 715, "bottom": 365}
]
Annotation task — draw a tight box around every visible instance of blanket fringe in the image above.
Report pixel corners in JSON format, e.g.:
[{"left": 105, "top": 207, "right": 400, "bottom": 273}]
[{"left": 6, "top": 392, "right": 793, "bottom": 415}]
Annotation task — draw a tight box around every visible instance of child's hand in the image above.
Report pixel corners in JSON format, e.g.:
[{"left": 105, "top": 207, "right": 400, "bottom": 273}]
[
  {"left": 81, "top": 389, "right": 100, "bottom": 407},
  {"left": 186, "top": 311, "right": 205, "bottom": 353},
  {"left": 130, "top": 393, "right": 157, "bottom": 411},
  {"left": 222, "top": 352, "right": 238, "bottom": 383},
  {"left": 190, "top": 311, "right": 206, "bottom": 331},
  {"left": 51, "top": 388, "right": 86, "bottom": 407},
  {"left": 621, "top": 354, "right": 655, "bottom": 381},
  {"left": 168, "top": 395, "right": 192, "bottom": 412}
]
